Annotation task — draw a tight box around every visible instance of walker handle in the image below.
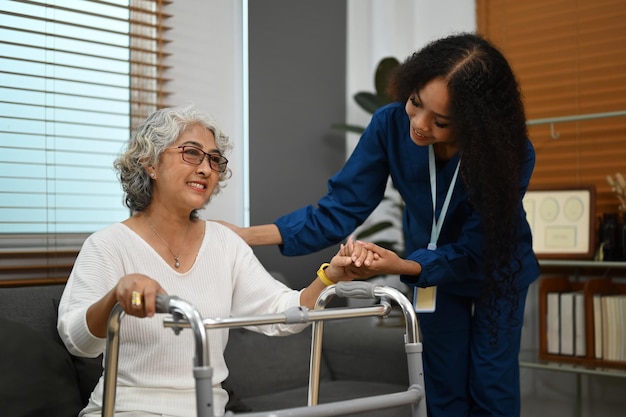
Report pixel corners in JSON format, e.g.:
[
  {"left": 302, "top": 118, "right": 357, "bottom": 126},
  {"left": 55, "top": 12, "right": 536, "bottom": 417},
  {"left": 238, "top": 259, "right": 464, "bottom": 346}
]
[
  {"left": 155, "top": 294, "right": 181, "bottom": 314},
  {"left": 334, "top": 281, "right": 377, "bottom": 300}
]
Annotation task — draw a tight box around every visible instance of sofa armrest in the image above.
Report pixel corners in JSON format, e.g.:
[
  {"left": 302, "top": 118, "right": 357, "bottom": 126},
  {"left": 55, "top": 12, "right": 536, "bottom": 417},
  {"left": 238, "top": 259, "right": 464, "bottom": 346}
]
[
  {"left": 0, "top": 284, "right": 103, "bottom": 406},
  {"left": 0, "top": 318, "right": 84, "bottom": 417}
]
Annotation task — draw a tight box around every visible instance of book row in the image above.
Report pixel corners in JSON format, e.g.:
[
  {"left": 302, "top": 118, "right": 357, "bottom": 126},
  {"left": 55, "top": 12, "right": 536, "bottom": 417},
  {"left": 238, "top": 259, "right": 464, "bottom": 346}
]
[
  {"left": 546, "top": 290, "right": 626, "bottom": 361},
  {"left": 538, "top": 276, "right": 626, "bottom": 369}
]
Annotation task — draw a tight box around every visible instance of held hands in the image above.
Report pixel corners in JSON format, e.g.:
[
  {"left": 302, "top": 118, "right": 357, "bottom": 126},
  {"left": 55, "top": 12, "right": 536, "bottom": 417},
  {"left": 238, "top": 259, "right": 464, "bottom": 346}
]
[
  {"left": 115, "top": 273, "right": 167, "bottom": 318},
  {"left": 334, "top": 237, "right": 413, "bottom": 279},
  {"left": 324, "top": 236, "right": 383, "bottom": 282}
]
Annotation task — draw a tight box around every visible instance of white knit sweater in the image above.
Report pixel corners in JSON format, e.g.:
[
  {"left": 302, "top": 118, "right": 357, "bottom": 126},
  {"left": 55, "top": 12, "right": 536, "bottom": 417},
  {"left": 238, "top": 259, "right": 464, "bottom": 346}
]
[{"left": 57, "top": 221, "right": 304, "bottom": 416}]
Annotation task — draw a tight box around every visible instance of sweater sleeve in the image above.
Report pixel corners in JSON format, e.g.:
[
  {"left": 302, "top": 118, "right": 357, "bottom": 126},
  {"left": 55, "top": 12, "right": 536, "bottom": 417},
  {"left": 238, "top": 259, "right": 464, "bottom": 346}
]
[
  {"left": 57, "top": 229, "right": 126, "bottom": 357},
  {"left": 225, "top": 227, "right": 307, "bottom": 335}
]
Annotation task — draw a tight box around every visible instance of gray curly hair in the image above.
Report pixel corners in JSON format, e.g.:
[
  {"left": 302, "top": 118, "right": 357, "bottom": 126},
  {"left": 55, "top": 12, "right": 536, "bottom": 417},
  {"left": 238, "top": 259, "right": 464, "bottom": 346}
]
[{"left": 114, "top": 105, "right": 233, "bottom": 215}]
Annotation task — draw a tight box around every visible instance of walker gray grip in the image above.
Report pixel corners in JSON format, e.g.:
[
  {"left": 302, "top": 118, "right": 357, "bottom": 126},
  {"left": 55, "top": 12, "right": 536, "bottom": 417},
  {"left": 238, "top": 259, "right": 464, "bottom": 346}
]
[
  {"left": 283, "top": 306, "right": 310, "bottom": 323},
  {"left": 334, "top": 281, "right": 377, "bottom": 299},
  {"left": 155, "top": 294, "right": 178, "bottom": 314}
]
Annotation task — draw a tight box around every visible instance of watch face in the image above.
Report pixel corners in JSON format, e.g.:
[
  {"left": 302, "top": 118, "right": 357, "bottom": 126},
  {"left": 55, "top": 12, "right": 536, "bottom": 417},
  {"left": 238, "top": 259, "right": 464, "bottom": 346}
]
[
  {"left": 563, "top": 197, "right": 584, "bottom": 222},
  {"left": 539, "top": 197, "right": 559, "bottom": 222}
]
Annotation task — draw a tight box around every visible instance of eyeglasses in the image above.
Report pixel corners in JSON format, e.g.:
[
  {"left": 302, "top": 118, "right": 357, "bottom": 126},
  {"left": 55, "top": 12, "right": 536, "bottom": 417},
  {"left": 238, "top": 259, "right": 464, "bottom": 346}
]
[{"left": 173, "top": 146, "right": 229, "bottom": 173}]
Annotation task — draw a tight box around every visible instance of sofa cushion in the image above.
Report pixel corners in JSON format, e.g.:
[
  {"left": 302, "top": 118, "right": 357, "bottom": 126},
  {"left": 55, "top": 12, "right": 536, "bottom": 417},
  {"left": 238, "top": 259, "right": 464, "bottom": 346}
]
[
  {"left": 0, "top": 318, "right": 84, "bottom": 417},
  {"left": 224, "top": 326, "right": 332, "bottom": 399},
  {"left": 322, "top": 316, "right": 410, "bottom": 386},
  {"left": 0, "top": 284, "right": 66, "bottom": 343},
  {"left": 0, "top": 284, "right": 103, "bottom": 406}
]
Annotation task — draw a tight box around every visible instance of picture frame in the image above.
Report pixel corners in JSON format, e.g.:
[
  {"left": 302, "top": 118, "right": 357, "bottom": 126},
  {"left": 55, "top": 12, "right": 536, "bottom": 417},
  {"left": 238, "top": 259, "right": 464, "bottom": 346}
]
[{"left": 522, "top": 186, "right": 596, "bottom": 259}]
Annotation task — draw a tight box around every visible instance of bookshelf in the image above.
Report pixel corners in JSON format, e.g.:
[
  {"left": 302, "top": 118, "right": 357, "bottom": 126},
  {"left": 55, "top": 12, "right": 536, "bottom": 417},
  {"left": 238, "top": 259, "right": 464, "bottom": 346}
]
[
  {"left": 535, "top": 259, "right": 626, "bottom": 273},
  {"left": 520, "top": 260, "right": 626, "bottom": 417},
  {"left": 531, "top": 259, "right": 626, "bottom": 369},
  {"left": 519, "top": 350, "right": 626, "bottom": 378}
]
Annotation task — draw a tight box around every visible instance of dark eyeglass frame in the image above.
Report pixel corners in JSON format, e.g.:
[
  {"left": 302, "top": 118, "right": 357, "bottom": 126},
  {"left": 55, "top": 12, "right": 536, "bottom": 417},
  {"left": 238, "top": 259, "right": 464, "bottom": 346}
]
[{"left": 172, "top": 145, "right": 229, "bottom": 173}]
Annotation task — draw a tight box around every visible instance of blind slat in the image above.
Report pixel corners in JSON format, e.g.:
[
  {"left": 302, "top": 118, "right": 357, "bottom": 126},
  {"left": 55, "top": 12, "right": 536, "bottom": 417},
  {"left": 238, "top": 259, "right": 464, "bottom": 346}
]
[
  {"left": 478, "top": 0, "right": 626, "bottom": 219},
  {"left": 0, "top": 0, "right": 169, "bottom": 245}
]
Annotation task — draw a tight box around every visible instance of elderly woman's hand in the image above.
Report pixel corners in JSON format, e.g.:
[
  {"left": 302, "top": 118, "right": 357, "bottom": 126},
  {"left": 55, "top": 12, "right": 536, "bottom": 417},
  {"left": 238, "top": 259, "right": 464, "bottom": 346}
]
[
  {"left": 115, "top": 273, "right": 167, "bottom": 318},
  {"left": 324, "top": 237, "right": 379, "bottom": 282}
]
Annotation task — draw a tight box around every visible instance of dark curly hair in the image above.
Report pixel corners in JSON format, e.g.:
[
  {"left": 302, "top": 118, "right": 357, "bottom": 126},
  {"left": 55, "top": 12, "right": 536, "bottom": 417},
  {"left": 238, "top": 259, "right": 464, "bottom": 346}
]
[{"left": 389, "top": 33, "right": 528, "bottom": 332}]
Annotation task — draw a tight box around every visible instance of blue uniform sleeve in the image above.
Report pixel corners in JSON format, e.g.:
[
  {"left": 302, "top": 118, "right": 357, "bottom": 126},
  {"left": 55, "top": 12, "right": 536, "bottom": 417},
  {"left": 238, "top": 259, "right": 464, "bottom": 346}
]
[{"left": 275, "top": 107, "right": 396, "bottom": 256}]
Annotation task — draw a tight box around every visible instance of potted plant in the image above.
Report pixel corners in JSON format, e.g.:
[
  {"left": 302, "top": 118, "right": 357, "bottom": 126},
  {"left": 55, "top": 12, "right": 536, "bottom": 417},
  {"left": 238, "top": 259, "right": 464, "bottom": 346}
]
[{"left": 332, "top": 57, "right": 405, "bottom": 258}]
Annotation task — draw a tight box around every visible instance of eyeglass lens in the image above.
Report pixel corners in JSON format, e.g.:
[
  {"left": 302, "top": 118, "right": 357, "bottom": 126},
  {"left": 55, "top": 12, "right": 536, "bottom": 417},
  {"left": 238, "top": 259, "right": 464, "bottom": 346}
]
[{"left": 179, "top": 146, "right": 228, "bottom": 173}]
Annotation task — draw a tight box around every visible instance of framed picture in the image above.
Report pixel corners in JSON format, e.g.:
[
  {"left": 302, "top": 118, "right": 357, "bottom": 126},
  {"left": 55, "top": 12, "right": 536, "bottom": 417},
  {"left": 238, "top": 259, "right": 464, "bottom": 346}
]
[{"left": 522, "top": 186, "right": 596, "bottom": 259}]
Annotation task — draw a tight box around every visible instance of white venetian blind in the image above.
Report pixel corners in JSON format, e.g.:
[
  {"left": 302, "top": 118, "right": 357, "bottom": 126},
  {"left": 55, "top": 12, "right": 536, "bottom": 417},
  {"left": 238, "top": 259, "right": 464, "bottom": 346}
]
[
  {"left": 0, "top": 0, "right": 170, "bottom": 283},
  {"left": 0, "top": 0, "right": 170, "bottom": 235},
  {"left": 477, "top": 0, "right": 626, "bottom": 218}
]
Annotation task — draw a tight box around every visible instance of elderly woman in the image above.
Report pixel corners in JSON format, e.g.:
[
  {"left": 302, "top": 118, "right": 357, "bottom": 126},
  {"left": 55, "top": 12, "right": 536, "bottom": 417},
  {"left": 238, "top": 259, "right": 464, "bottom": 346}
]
[{"left": 57, "top": 105, "right": 362, "bottom": 417}]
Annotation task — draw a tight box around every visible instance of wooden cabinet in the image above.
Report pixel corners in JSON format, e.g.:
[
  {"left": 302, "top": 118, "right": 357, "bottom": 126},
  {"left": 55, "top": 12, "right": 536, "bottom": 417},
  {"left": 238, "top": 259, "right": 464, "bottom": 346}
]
[
  {"left": 537, "top": 274, "right": 626, "bottom": 369},
  {"left": 521, "top": 259, "right": 626, "bottom": 374}
]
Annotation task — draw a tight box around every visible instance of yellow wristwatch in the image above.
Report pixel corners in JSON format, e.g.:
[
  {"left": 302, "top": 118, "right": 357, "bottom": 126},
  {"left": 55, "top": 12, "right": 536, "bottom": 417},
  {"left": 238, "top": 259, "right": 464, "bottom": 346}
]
[{"left": 317, "top": 262, "right": 335, "bottom": 286}]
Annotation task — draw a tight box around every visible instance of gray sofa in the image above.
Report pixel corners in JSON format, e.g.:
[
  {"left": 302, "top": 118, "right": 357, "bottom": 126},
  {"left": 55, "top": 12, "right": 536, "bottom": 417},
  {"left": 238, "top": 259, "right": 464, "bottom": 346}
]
[{"left": 0, "top": 282, "right": 412, "bottom": 417}]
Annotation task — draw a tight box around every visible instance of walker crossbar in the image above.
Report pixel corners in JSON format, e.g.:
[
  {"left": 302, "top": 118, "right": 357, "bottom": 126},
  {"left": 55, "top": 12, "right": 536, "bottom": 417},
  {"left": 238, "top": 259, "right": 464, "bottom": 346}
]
[
  {"left": 224, "top": 386, "right": 422, "bottom": 417},
  {"left": 101, "top": 281, "right": 427, "bottom": 417}
]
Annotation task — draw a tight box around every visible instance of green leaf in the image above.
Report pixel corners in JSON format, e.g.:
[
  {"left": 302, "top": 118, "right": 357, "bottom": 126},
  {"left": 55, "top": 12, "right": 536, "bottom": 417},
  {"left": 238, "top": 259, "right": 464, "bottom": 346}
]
[
  {"left": 375, "top": 57, "right": 400, "bottom": 104},
  {"left": 356, "top": 221, "right": 394, "bottom": 239},
  {"left": 354, "top": 92, "right": 385, "bottom": 114},
  {"left": 370, "top": 240, "right": 398, "bottom": 251},
  {"left": 330, "top": 123, "right": 366, "bottom": 134}
]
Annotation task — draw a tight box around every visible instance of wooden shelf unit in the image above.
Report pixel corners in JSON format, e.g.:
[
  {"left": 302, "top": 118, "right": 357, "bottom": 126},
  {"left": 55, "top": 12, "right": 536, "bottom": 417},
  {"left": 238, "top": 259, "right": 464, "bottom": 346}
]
[{"left": 536, "top": 260, "right": 626, "bottom": 370}]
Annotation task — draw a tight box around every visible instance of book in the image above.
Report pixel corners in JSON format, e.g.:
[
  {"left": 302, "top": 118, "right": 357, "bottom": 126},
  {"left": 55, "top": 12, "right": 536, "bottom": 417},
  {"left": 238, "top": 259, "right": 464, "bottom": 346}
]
[
  {"left": 604, "top": 294, "right": 626, "bottom": 362},
  {"left": 559, "top": 292, "right": 575, "bottom": 356},
  {"left": 601, "top": 294, "right": 626, "bottom": 362},
  {"left": 621, "top": 296, "right": 626, "bottom": 361},
  {"left": 546, "top": 292, "right": 560, "bottom": 354},
  {"left": 601, "top": 295, "right": 611, "bottom": 360},
  {"left": 618, "top": 296, "right": 626, "bottom": 361},
  {"left": 593, "top": 293, "right": 603, "bottom": 359},
  {"left": 574, "top": 291, "right": 586, "bottom": 357}
]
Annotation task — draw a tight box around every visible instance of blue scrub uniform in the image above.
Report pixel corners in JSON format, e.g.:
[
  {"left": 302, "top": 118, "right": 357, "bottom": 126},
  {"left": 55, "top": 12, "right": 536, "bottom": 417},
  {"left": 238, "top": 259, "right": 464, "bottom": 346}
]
[{"left": 274, "top": 102, "right": 540, "bottom": 417}]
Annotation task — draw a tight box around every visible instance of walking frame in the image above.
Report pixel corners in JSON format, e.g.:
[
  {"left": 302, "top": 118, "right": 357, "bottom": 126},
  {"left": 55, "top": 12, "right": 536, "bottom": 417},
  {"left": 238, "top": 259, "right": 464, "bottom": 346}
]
[{"left": 101, "top": 281, "right": 427, "bottom": 417}]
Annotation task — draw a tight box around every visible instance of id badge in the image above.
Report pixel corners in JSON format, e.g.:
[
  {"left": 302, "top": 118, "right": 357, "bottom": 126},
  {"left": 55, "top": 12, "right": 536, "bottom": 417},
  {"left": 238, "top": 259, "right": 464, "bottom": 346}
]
[{"left": 414, "top": 286, "right": 437, "bottom": 313}]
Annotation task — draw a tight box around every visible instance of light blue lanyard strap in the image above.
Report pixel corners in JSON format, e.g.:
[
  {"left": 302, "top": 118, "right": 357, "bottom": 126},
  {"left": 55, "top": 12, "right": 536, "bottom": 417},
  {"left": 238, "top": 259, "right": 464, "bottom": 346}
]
[{"left": 428, "top": 145, "right": 460, "bottom": 250}]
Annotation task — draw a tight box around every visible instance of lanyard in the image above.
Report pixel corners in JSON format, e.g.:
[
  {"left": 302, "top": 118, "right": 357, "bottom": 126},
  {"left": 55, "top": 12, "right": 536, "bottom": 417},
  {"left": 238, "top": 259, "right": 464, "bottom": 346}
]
[{"left": 428, "top": 145, "right": 460, "bottom": 250}]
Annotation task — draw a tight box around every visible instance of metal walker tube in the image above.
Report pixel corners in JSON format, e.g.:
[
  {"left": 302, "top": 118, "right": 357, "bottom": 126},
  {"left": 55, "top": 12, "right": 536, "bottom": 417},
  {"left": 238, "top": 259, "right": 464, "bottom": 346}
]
[
  {"left": 307, "top": 281, "right": 427, "bottom": 417},
  {"left": 101, "top": 295, "right": 212, "bottom": 417}
]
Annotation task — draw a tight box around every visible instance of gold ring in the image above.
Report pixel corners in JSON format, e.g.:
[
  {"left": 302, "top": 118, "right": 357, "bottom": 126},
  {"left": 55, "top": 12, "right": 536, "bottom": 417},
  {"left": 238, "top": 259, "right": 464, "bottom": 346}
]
[{"left": 131, "top": 291, "right": 142, "bottom": 306}]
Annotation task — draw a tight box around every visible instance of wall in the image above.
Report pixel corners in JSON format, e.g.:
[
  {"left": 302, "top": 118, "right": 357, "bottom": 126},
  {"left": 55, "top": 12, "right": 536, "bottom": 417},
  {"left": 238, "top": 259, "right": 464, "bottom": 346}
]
[
  {"left": 165, "top": 0, "right": 246, "bottom": 226},
  {"left": 165, "top": 0, "right": 342, "bottom": 289},
  {"left": 247, "top": 0, "right": 347, "bottom": 289}
]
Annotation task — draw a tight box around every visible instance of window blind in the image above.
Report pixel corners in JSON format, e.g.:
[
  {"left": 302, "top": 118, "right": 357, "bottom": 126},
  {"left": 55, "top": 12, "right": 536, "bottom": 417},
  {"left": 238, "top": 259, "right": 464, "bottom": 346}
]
[
  {"left": 477, "top": 0, "right": 626, "bottom": 218},
  {"left": 0, "top": 0, "right": 170, "bottom": 283}
]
